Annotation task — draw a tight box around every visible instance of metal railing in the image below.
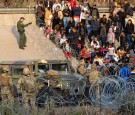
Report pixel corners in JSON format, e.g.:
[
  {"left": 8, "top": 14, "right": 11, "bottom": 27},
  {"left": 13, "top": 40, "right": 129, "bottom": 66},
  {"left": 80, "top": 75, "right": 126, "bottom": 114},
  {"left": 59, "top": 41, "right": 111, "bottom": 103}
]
[{"left": 0, "top": 7, "right": 35, "bottom": 14}]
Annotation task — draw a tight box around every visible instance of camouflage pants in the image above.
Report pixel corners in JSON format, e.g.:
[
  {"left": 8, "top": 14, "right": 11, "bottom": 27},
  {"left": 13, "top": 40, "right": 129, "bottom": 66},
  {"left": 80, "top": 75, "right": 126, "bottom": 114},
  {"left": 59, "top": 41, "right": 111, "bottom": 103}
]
[
  {"left": 1, "top": 87, "right": 13, "bottom": 105},
  {"left": 23, "top": 92, "right": 36, "bottom": 110}
]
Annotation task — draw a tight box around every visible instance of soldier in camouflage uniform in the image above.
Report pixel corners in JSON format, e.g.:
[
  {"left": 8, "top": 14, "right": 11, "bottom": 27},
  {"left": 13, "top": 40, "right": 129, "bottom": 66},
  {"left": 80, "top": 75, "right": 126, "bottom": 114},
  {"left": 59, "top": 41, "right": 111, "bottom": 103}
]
[
  {"left": 77, "top": 59, "right": 87, "bottom": 76},
  {"left": 17, "top": 67, "right": 37, "bottom": 109},
  {"left": 0, "top": 67, "right": 14, "bottom": 104},
  {"left": 17, "top": 17, "right": 32, "bottom": 49},
  {"left": 89, "top": 64, "right": 101, "bottom": 101}
]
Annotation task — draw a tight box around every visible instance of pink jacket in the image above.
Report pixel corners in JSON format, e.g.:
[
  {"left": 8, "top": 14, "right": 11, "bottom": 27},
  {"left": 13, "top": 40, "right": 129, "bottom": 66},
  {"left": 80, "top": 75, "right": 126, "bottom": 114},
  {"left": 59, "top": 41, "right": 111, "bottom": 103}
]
[{"left": 107, "top": 28, "right": 115, "bottom": 43}]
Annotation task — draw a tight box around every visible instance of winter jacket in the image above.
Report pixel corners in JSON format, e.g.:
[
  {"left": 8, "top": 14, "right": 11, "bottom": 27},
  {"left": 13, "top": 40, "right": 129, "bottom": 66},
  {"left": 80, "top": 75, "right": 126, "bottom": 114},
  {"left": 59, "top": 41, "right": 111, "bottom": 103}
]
[
  {"left": 63, "top": 9, "right": 72, "bottom": 17},
  {"left": 91, "top": 8, "right": 99, "bottom": 19},
  {"left": 125, "top": 23, "right": 134, "bottom": 34},
  {"left": 107, "top": 28, "right": 115, "bottom": 43},
  {"left": 91, "top": 20, "right": 100, "bottom": 31},
  {"left": 72, "top": 6, "right": 81, "bottom": 17}
]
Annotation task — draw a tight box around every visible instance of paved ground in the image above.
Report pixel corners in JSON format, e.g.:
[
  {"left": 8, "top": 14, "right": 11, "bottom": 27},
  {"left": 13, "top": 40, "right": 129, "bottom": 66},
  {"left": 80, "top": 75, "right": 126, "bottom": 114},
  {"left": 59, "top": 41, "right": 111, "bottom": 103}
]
[{"left": 0, "top": 14, "right": 65, "bottom": 61}]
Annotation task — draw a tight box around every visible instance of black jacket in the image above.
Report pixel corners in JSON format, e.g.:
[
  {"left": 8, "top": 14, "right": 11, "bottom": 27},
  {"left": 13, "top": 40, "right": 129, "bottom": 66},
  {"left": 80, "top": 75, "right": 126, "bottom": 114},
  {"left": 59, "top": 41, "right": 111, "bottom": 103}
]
[
  {"left": 117, "top": 11, "right": 125, "bottom": 22},
  {"left": 44, "top": 1, "right": 53, "bottom": 9},
  {"left": 67, "top": 21, "right": 75, "bottom": 29},
  {"left": 120, "top": 35, "right": 126, "bottom": 46},
  {"left": 63, "top": 9, "right": 72, "bottom": 17},
  {"left": 125, "top": 23, "right": 134, "bottom": 34}
]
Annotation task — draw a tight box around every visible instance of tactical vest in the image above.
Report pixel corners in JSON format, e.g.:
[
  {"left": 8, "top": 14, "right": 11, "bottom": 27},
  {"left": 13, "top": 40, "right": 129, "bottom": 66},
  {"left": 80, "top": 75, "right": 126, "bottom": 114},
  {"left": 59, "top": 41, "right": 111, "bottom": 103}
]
[
  {"left": 0, "top": 75, "right": 10, "bottom": 87},
  {"left": 23, "top": 76, "right": 36, "bottom": 93}
]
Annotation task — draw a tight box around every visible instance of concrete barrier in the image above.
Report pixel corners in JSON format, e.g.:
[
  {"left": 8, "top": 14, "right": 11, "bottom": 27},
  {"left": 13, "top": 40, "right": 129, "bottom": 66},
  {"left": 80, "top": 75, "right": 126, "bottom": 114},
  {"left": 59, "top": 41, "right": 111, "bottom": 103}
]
[{"left": 0, "top": 14, "right": 36, "bottom": 25}]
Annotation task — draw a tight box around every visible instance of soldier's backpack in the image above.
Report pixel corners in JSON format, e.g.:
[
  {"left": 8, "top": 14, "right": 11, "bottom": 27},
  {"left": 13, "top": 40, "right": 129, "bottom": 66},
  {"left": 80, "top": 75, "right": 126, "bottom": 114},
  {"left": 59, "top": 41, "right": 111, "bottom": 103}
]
[{"left": 23, "top": 76, "right": 36, "bottom": 93}]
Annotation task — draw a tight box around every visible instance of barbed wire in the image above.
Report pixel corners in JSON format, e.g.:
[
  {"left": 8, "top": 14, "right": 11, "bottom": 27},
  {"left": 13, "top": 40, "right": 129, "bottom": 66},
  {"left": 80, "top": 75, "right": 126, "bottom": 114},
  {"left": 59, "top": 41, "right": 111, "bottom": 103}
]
[{"left": 0, "top": 75, "right": 135, "bottom": 115}]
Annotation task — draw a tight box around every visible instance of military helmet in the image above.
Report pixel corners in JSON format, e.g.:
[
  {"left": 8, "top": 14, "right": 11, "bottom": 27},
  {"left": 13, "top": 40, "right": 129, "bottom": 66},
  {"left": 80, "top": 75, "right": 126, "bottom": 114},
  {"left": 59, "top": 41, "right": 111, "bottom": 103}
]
[
  {"left": 2, "top": 67, "right": 10, "bottom": 72},
  {"left": 23, "top": 67, "right": 30, "bottom": 75}
]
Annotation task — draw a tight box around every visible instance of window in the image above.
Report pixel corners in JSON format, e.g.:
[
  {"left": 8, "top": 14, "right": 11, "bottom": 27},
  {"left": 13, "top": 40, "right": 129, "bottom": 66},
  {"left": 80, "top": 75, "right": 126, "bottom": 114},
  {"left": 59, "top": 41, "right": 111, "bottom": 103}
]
[
  {"left": 38, "top": 64, "right": 49, "bottom": 73},
  {"left": 13, "top": 68, "right": 23, "bottom": 75},
  {"left": 52, "top": 63, "right": 69, "bottom": 72}
]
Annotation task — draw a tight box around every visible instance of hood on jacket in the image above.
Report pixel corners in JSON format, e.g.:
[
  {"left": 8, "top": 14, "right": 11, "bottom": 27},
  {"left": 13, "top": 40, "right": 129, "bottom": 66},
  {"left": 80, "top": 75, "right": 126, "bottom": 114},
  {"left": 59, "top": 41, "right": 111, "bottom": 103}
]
[{"left": 108, "top": 28, "right": 113, "bottom": 33}]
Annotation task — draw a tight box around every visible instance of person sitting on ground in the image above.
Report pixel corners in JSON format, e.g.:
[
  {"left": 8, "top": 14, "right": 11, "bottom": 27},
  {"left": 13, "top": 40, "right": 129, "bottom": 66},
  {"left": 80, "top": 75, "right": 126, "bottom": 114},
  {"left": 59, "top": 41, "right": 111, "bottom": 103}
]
[{"left": 93, "top": 53, "right": 103, "bottom": 65}]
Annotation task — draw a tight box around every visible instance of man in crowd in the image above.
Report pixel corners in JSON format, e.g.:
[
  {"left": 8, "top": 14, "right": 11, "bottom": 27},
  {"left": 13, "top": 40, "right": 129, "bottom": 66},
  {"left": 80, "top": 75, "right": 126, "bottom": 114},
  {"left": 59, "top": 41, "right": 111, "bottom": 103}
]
[{"left": 17, "top": 17, "right": 32, "bottom": 49}]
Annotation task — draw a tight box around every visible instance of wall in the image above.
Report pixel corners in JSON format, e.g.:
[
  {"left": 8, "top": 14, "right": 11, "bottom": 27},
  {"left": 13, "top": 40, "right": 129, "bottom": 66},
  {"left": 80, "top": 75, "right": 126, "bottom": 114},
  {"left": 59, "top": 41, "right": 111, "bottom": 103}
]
[{"left": 0, "top": 14, "right": 36, "bottom": 25}]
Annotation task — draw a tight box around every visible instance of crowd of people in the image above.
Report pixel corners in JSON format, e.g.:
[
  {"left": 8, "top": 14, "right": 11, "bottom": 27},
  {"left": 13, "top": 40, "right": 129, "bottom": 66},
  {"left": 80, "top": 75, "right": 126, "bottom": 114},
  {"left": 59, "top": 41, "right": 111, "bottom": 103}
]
[{"left": 35, "top": 0, "right": 135, "bottom": 65}]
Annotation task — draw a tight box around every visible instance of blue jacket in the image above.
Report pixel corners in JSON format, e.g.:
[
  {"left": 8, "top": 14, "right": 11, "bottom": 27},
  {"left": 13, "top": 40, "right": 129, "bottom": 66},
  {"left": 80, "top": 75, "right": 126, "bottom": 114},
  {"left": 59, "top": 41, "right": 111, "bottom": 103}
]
[{"left": 119, "top": 66, "right": 131, "bottom": 81}]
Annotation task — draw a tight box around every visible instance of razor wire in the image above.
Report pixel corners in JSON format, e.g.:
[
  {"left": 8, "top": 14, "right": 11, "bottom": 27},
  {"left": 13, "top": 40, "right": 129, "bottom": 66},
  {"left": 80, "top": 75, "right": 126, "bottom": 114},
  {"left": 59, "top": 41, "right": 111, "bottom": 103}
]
[{"left": 0, "top": 74, "right": 135, "bottom": 115}]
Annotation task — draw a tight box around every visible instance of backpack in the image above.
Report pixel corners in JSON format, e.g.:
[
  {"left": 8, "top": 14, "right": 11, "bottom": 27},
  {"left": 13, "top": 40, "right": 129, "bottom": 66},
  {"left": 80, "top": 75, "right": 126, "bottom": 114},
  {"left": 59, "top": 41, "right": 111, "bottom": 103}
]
[{"left": 119, "top": 66, "right": 131, "bottom": 80}]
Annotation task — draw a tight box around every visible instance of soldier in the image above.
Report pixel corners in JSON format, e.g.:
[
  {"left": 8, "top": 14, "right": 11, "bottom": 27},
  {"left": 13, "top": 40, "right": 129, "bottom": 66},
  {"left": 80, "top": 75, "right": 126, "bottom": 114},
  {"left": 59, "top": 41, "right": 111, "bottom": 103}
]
[
  {"left": 17, "top": 67, "right": 37, "bottom": 109},
  {"left": 0, "top": 67, "right": 14, "bottom": 104},
  {"left": 17, "top": 17, "right": 32, "bottom": 49},
  {"left": 89, "top": 64, "right": 101, "bottom": 102},
  {"left": 77, "top": 59, "right": 87, "bottom": 76}
]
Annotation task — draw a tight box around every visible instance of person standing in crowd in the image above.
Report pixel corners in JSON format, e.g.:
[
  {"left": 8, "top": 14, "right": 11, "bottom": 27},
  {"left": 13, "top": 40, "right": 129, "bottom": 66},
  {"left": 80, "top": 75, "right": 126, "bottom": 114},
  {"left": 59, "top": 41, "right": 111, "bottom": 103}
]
[
  {"left": 100, "top": 22, "right": 107, "bottom": 46},
  {"left": 61, "top": 0, "right": 71, "bottom": 11},
  {"left": 80, "top": 8, "right": 88, "bottom": 25},
  {"left": 107, "top": 28, "right": 115, "bottom": 44},
  {"left": 72, "top": 0, "right": 81, "bottom": 26},
  {"left": 52, "top": 6, "right": 63, "bottom": 29},
  {"left": 100, "top": 14, "right": 107, "bottom": 24},
  {"left": 37, "top": 1, "right": 45, "bottom": 30},
  {"left": 108, "top": 44, "right": 115, "bottom": 61},
  {"left": 52, "top": 0, "right": 61, "bottom": 13},
  {"left": 63, "top": 5, "right": 72, "bottom": 29},
  {"left": 44, "top": 7, "right": 52, "bottom": 27},
  {"left": 0, "top": 67, "right": 13, "bottom": 104},
  {"left": 117, "top": 7, "right": 126, "bottom": 30},
  {"left": 125, "top": 19, "right": 134, "bottom": 48},
  {"left": 125, "top": 14, "right": 135, "bottom": 26},
  {"left": 66, "top": 17, "right": 75, "bottom": 34},
  {"left": 71, "top": 27, "right": 79, "bottom": 53},
  {"left": 124, "top": 0, "right": 130, "bottom": 15},
  {"left": 88, "top": 16, "right": 100, "bottom": 41},
  {"left": 17, "top": 17, "right": 32, "bottom": 49},
  {"left": 91, "top": 4, "right": 100, "bottom": 19},
  {"left": 44, "top": 0, "right": 53, "bottom": 9},
  {"left": 120, "top": 31, "right": 127, "bottom": 49}
]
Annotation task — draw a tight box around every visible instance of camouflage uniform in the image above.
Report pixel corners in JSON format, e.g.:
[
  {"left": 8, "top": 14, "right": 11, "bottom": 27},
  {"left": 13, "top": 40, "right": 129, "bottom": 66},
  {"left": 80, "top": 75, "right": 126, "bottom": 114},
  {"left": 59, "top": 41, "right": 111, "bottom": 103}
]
[
  {"left": 89, "top": 64, "right": 101, "bottom": 100},
  {"left": 77, "top": 59, "right": 87, "bottom": 76},
  {"left": 0, "top": 67, "right": 13, "bottom": 104},
  {"left": 17, "top": 68, "right": 37, "bottom": 109},
  {"left": 17, "top": 18, "right": 32, "bottom": 49},
  {"left": 45, "top": 70, "right": 60, "bottom": 88}
]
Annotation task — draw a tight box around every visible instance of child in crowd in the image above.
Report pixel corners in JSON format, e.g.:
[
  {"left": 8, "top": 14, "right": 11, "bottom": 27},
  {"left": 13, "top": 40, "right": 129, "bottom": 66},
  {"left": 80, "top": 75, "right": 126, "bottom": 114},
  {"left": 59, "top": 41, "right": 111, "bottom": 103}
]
[{"left": 45, "top": 26, "right": 51, "bottom": 38}]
